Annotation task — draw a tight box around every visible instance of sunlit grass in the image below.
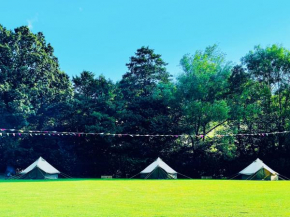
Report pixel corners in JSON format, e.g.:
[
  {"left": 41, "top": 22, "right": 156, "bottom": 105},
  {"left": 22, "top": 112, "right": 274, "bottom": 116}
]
[{"left": 0, "top": 179, "right": 289, "bottom": 216}]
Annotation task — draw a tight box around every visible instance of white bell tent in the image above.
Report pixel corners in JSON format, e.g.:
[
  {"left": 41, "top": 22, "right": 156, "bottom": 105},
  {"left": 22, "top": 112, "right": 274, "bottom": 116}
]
[
  {"left": 20, "top": 157, "right": 60, "bottom": 179},
  {"left": 140, "top": 157, "right": 177, "bottom": 179},
  {"left": 239, "top": 158, "right": 278, "bottom": 180}
]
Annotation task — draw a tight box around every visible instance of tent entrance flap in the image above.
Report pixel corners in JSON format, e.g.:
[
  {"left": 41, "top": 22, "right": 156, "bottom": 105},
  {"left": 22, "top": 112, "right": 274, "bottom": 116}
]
[
  {"left": 242, "top": 168, "right": 272, "bottom": 180},
  {"left": 140, "top": 166, "right": 176, "bottom": 179},
  {"left": 21, "top": 167, "right": 45, "bottom": 179},
  {"left": 139, "top": 158, "right": 178, "bottom": 179}
]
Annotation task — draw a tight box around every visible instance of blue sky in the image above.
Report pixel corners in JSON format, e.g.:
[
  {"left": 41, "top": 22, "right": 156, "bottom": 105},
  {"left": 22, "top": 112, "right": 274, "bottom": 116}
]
[{"left": 1, "top": 0, "right": 290, "bottom": 81}]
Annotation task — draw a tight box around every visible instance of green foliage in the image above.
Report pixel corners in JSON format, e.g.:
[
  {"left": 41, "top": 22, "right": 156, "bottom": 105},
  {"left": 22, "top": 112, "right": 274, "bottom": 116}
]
[
  {"left": 228, "top": 45, "right": 290, "bottom": 160},
  {"left": 121, "top": 46, "right": 170, "bottom": 97},
  {"left": 242, "top": 45, "right": 290, "bottom": 90},
  {"left": 0, "top": 25, "right": 72, "bottom": 129},
  {"left": 177, "top": 45, "right": 231, "bottom": 142}
]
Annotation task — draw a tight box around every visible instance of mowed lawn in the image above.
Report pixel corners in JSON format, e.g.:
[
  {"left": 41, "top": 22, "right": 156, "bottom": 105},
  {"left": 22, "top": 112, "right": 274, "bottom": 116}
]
[{"left": 0, "top": 179, "right": 289, "bottom": 216}]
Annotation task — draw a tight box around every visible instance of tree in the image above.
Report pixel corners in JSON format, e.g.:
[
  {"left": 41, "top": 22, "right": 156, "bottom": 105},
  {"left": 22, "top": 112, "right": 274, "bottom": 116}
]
[
  {"left": 0, "top": 25, "right": 72, "bottom": 171},
  {"left": 116, "top": 47, "right": 180, "bottom": 176},
  {"left": 120, "top": 46, "right": 170, "bottom": 98},
  {"left": 68, "top": 71, "right": 118, "bottom": 177},
  {"left": 242, "top": 45, "right": 290, "bottom": 133},
  {"left": 230, "top": 45, "right": 290, "bottom": 162},
  {"left": 177, "top": 45, "right": 232, "bottom": 146},
  {"left": 0, "top": 25, "right": 72, "bottom": 129}
]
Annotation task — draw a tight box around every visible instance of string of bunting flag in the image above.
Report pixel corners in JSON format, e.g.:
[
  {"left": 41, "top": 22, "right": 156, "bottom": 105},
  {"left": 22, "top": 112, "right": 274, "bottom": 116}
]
[{"left": 0, "top": 128, "right": 289, "bottom": 138}]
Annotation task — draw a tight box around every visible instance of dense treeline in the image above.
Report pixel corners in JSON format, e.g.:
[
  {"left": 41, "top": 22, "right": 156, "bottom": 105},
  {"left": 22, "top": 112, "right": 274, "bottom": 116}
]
[{"left": 1, "top": 25, "right": 290, "bottom": 178}]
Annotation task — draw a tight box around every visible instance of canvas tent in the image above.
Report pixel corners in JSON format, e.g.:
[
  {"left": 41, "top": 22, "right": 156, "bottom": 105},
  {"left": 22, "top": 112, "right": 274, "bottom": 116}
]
[
  {"left": 239, "top": 158, "right": 278, "bottom": 180},
  {"left": 140, "top": 157, "right": 177, "bottom": 179},
  {"left": 20, "top": 157, "right": 60, "bottom": 179}
]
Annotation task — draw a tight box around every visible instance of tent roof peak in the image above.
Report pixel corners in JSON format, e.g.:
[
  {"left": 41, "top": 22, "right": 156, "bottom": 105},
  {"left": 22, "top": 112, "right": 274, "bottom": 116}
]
[{"left": 140, "top": 157, "right": 177, "bottom": 174}]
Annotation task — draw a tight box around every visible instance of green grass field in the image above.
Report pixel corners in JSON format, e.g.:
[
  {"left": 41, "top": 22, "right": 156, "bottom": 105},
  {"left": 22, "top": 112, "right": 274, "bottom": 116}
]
[{"left": 0, "top": 179, "right": 289, "bottom": 216}]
